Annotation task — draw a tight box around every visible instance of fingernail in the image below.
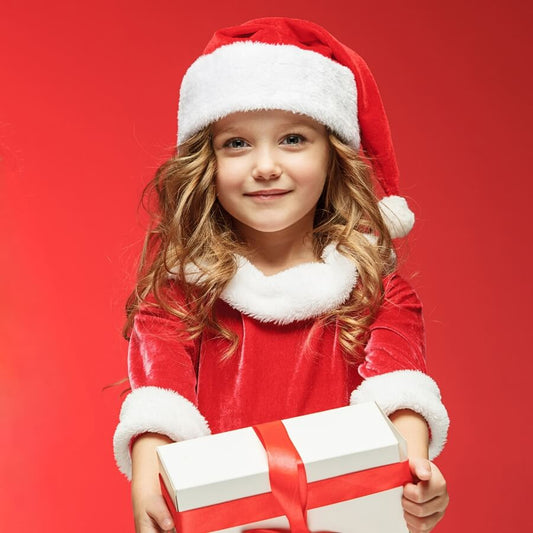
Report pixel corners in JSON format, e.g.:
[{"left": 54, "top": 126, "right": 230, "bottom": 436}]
[{"left": 163, "top": 519, "right": 173, "bottom": 529}]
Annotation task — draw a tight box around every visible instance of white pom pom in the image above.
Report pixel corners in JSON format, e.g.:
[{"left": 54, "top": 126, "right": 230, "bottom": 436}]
[{"left": 378, "top": 195, "right": 415, "bottom": 238}]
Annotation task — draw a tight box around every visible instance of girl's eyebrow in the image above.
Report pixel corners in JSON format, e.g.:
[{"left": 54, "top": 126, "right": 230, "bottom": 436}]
[
  {"left": 211, "top": 127, "right": 234, "bottom": 137},
  {"left": 211, "top": 125, "right": 248, "bottom": 139},
  {"left": 277, "top": 121, "right": 319, "bottom": 129}
]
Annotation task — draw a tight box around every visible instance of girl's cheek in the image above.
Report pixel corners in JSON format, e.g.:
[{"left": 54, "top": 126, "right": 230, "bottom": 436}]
[
  {"left": 215, "top": 175, "right": 241, "bottom": 196},
  {"left": 216, "top": 158, "right": 237, "bottom": 174}
]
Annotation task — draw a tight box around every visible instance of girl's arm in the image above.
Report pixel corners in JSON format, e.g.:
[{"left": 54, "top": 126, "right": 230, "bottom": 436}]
[
  {"left": 389, "top": 410, "right": 449, "bottom": 533},
  {"left": 350, "top": 273, "right": 450, "bottom": 531},
  {"left": 131, "top": 433, "right": 175, "bottom": 533},
  {"left": 352, "top": 272, "right": 450, "bottom": 459},
  {"left": 114, "top": 286, "right": 211, "bottom": 480},
  {"left": 114, "top": 286, "right": 208, "bottom": 530},
  {"left": 390, "top": 409, "right": 429, "bottom": 459}
]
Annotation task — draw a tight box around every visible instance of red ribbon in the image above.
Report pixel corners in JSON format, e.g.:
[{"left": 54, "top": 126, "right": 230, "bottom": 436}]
[
  {"left": 160, "top": 420, "right": 413, "bottom": 533},
  {"left": 244, "top": 421, "right": 332, "bottom": 533}
]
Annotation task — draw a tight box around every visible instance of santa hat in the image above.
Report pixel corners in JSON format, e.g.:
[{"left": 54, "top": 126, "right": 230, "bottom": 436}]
[{"left": 177, "top": 17, "right": 414, "bottom": 238}]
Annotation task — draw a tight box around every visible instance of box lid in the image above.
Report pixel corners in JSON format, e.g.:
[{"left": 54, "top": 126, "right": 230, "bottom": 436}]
[{"left": 158, "top": 402, "right": 406, "bottom": 512}]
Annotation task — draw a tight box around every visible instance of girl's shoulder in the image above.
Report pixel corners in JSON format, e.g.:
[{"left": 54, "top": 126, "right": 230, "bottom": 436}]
[
  {"left": 137, "top": 278, "right": 192, "bottom": 317},
  {"left": 382, "top": 271, "right": 422, "bottom": 302}
]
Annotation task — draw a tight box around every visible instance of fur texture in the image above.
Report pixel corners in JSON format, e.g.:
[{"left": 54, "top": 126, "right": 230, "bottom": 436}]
[
  {"left": 350, "top": 370, "right": 449, "bottom": 459},
  {"left": 220, "top": 243, "right": 358, "bottom": 324},
  {"left": 113, "top": 386, "right": 211, "bottom": 479},
  {"left": 378, "top": 195, "right": 415, "bottom": 238},
  {"left": 178, "top": 41, "right": 358, "bottom": 145}
]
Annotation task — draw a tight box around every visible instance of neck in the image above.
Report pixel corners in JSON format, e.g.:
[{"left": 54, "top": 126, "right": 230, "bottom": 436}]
[{"left": 235, "top": 216, "right": 318, "bottom": 276}]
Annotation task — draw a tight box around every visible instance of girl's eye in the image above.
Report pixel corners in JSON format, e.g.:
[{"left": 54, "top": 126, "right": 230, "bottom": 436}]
[
  {"left": 224, "top": 138, "right": 249, "bottom": 149},
  {"left": 282, "top": 134, "right": 305, "bottom": 145}
]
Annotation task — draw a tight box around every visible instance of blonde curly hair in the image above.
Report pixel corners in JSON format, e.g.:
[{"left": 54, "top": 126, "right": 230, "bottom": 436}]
[{"left": 124, "top": 126, "right": 396, "bottom": 361}]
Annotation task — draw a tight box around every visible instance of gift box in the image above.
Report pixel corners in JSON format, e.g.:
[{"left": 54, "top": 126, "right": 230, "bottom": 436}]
[{"left": 157, "top": 402, "right": 412, "bottom": 533}]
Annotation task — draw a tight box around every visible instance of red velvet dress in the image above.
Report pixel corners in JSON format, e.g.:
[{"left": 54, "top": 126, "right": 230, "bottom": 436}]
[{"left": 114, "top": 246, "right": 448, "bottom": 479}]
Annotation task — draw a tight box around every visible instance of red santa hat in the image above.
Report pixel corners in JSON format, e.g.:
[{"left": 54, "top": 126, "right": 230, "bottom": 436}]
[{"left": 177, "top": 17, "right": 414, "bottom": 238}]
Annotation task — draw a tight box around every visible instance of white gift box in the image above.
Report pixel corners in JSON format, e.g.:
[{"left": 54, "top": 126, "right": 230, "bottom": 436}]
[{"left": 157, "top": 402, "right": 411, "bottom": 533}]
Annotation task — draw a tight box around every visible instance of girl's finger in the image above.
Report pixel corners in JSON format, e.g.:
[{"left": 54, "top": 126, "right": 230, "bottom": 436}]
[
  {"left": 408, "top": 457, "right": 432, "bottom": 481},
  {"left": 402, "top": 493, "right": 449, "bottom": 518},
  {"left": 147, "top": 495, "right": 175, "bottom": 532},
  {"left": 137, "top": 517, "right": 161, "bottom": 533},
  {"left": 404, "top": 510, "right": 445, "bottom": 532},
  {"left": 403, "top": 474, "right": 447, "bottom": 504}
]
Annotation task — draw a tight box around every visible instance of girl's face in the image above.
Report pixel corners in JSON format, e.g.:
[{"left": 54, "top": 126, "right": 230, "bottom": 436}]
[{"left": 212, "top": 109, "right": 330, "bottom": 238}]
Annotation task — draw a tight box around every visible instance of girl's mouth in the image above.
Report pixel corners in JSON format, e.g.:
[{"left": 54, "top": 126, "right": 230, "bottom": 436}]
[{"left": 244, "top": 189, "right": 290, "bottom": 199}]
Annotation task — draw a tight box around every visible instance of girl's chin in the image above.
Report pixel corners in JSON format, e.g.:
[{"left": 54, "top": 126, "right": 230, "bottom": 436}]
[
  {"left": 238, "top": 225, "right": 293, "bottom": 235},
  {"left": 235, "top": 221, "right": 313, "bottom": 239},
  {"left": 231, "top": 211, "right": 316, "bottom": 238}
]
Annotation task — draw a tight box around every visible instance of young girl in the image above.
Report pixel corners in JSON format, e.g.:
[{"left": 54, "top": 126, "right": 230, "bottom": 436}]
[{"left": 114, "top": 17, "right": 450, "bottom": 533}]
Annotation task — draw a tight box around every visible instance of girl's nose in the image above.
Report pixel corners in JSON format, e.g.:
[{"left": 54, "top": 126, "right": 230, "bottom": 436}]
[{"left": 251, "top": 147, "right": 282, "bottom": 180}]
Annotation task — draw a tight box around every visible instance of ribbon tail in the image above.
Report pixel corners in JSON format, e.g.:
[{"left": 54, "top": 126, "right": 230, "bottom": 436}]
[{"left": 253, "top": 421, "right": 311, "bottom": 533}]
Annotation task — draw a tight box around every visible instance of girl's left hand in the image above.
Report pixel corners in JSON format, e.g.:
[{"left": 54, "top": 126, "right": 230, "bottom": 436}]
[{"left": 402, "top": 458, "right": 449, "bottom": 532}]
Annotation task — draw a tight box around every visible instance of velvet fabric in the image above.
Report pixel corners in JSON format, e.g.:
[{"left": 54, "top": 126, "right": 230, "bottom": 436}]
[{"left": 128, "top": 272, "right": 425, "bottom": 435}]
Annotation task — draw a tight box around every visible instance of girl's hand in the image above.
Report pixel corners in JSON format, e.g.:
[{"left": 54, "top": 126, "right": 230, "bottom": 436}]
[
  {"left": 131, "top": 433, "right": 176, "bottom": 533},
  {"left": 402, "top": 458, "right": 449, "bottom": 532},
  {"left": 131, "top": 484, "right": 175, "bottom": 533}
]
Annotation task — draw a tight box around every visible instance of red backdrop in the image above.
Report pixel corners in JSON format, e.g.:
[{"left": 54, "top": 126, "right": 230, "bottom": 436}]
[{"left": 1, "top": 1, "right": 532, "bottom": 531}]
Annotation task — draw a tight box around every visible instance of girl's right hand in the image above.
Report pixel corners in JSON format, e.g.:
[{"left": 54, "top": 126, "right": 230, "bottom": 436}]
[
  {"left": 131, "top": 484, "right": 175, "bottom": 533},
  {"left": 131, "top": 433, "right": 176, "bottom": 533}
]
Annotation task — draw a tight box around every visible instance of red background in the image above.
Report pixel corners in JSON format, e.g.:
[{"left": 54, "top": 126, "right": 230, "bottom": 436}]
[{"left": 1, "top": 1, "right": 532, "bottom": 531}]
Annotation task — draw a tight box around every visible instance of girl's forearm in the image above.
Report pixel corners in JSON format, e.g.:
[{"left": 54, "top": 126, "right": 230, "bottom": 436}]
[
  {"left": 389, "top": 409, "right": 429, "bottom": 459},
  {"left": 131, "top": 432, "right": 174, "bottom": 491},
  {"left": 130, "top": 433, "right": 176, "bottom": 531}
]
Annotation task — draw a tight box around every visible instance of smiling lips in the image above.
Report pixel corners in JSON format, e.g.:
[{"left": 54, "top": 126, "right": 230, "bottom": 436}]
[{"left": 244, "top": 189, "right": 290, "bottom": 200}]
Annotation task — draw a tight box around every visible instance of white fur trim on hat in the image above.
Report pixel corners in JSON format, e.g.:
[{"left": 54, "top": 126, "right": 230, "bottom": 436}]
[
  {"left": 219, "top": 243, "right": 357, "bottom": 324},
  {"left": 350, "top": 370, "right": 449, "bottom": 459},
  {"left": 113, "top": 386, "right": 211, "bottom": 479},
  {"left": 378, "top": 195, "right": 415, "bottom": 238},
  {"left": 178, "top": 41, "right": 359, "bottom": 146}
]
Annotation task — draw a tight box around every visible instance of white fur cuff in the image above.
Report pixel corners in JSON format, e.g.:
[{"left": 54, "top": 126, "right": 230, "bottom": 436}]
[
  {"left": 113, "top": 386, "right": 211, "bottom": 479},
  {"left": 350, "top": 370, "right": 449, "bottom": 459}
]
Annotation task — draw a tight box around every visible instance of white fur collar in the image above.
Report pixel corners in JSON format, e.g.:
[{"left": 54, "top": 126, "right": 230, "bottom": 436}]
[{"left": 219, "top": 243, "right": 357, "bottom": 324}]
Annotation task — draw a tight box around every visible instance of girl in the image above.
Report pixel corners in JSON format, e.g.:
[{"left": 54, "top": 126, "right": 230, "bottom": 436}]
[{"left": 114, "top": 17, "right": 450, "bottom": 533}]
